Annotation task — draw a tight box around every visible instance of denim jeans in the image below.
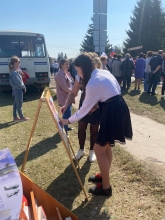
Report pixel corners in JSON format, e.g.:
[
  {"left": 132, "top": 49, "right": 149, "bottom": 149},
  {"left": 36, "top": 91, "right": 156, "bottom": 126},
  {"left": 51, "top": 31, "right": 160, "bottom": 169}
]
[
  {"left": 62, "top": 104, "right": 72, "bottom": 132},
  {"left": 147, "top": 72, "right": 160, "bottom": 94},
  {"left": 13, "top": 89, "right": 24, "bottom": 118},
  {"left": 144, "top": 72, "right": 149, "bottom": 91}
]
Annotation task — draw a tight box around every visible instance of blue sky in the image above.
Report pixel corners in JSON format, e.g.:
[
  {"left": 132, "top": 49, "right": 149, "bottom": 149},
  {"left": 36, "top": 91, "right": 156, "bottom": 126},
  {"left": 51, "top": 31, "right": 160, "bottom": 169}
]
[{"left": 1, "top": 0, "right": 165, "bottom": 58}]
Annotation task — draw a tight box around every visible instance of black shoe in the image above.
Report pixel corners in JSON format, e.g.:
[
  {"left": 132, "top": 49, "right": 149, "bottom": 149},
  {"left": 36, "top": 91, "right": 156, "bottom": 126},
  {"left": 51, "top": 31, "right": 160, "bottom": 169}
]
[
  {"left": 151, "top": 93, "right": 157, "bottom": 96},
  {"left": 67, "top": 127, "right": 74, "bottom": 131},
  {"left": 88, "top": 183, "right": 112, "bottom": 197},
  {"left": 138, "top": 87, "right": 140, "bottom": 90},
  {"left": 88, "top": 173, "right": 102, "bottom": 183},
  {"left": 134, "top": 87, "right": 136, "bottom": 90}
]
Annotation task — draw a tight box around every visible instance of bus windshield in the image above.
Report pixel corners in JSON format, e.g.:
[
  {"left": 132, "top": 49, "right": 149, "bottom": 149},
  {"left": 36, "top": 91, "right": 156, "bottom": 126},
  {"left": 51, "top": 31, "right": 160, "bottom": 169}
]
[{"left": 0, "top": 35, "right": 46, "bottom": 58}]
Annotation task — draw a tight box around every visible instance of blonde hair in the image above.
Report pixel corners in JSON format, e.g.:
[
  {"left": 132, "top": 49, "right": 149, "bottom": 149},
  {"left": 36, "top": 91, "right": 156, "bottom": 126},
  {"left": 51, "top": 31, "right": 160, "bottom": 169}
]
[
  {"left": 8, "top": 56, "right": 19, "bottom": 73},
  {"left": 84, "top": 52, "right": 101, "bottom": 68},
  {"left": 94, "top": 57, "right": 102, "bottom": 69}
]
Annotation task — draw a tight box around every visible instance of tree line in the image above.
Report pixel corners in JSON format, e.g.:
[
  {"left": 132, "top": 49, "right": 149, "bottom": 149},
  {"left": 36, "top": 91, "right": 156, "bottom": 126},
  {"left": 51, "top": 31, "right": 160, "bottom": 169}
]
[{"left": 80, "top": 0, "right": 165, "bottom": 57}]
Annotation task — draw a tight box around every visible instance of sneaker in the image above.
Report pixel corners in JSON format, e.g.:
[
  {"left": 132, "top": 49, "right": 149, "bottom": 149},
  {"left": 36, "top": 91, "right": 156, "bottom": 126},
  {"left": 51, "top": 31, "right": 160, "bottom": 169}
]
[
  {"left": 89, "top": 150, "right": 96, "bottom": 163},
  {"left": 151, "top": 92, "right": 157, "bottom": 96},
  {"left": 88, "top": 183, "right": 112, "bottom": 197},
  {"left": 67, "top": 127, "right": 74, "bottom": 131},
  {"left": 73, "top": 149, "right": 85, "bottom": 160},
  {"left": 20, "top": 117, "right": 30, "bottom": 122},
  {"left": 134, "top": 87, "right": 136, "bottom": 90},
  {"left": 138, "top": 87, "right": 140, "bottom": 90},
  {"left": 161, "top": 95, "right": 165, "bottom": 97},
  {"left": 13, "top": 117, "right": 20, "bottom": 122},
  {"left": 88, "top": 173, "right": 102, "bottom": 183}
]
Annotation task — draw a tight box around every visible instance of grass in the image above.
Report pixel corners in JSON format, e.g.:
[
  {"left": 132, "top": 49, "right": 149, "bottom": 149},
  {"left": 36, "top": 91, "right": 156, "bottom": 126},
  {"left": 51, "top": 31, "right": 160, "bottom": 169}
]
[
  {"left": 122, "top": 83, "right": 165, "bottom": 125},
  {"left": 0, "top": 89, "right": 165, "bottom": 219}
]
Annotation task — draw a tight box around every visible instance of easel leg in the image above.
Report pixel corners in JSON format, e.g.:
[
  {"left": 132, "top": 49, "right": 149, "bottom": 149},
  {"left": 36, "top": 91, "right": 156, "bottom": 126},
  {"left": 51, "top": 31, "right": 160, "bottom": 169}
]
[
  {"left": 67, "top": 135, "right": 80, "bottom": 170},
  {"left": 21, "top": 99, "right": 43, "bottom": 172},
  {"left": 64, "top": 143, "right": 88, "bottom": 201}
]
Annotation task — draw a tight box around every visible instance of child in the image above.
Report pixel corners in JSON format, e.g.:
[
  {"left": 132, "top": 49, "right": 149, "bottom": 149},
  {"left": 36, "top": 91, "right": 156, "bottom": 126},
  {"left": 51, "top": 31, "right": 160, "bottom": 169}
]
[{"left": 9, "top": 56, "right": 30, "bottom": 122}]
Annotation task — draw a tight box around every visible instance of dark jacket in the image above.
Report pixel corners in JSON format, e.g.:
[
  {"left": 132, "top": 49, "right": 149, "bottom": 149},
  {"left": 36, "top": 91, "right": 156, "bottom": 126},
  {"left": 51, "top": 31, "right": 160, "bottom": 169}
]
[{"left": 121, "top": 59, "right": 135, "bottom": 76}]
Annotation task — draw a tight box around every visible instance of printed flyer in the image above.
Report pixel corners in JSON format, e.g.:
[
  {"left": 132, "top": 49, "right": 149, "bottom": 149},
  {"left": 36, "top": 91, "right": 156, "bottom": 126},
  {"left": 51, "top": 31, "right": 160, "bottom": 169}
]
[{"left": 0, "top": 148, "right": 23, "bottom": 220}]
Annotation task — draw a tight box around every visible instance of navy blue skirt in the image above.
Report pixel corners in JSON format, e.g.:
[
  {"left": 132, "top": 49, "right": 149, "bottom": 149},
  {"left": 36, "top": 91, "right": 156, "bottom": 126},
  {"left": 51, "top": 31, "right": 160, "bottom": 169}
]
[
  {"left": 79, "top": 100, "right": 100, "bottom": 124},
  {"left": 96, "top": 96, "right": 133, "bottom": 146}
]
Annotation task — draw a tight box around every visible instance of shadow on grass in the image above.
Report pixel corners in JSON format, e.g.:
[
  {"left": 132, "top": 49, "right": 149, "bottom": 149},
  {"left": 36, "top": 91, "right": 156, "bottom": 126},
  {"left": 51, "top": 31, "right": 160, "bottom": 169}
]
[
  {"left": 47, "top": 161, "right": 110, "bottom": 220},
  {"left": 139, "top": 92, "right": 160, "bottom": 106},
  {"left": 15, "top": 133, "right": 61, "bottom": 167},
  {"left": 0, "top": 91, "right": 13, "bottom": 107},
  {"left": 0, "top": 120, "right": 21, "bottom": 129},
  {"left": 0, "top": 87, "right": 43, "bottom": 107},
  {"left": 74, "top": 196, "right": 111, "bottom": 220},
  {"left": 160, "top": 97, "right": 165, "bottom": 110},
  {"left": 128, "top": 89, "right": 141, "bottom": 96}
]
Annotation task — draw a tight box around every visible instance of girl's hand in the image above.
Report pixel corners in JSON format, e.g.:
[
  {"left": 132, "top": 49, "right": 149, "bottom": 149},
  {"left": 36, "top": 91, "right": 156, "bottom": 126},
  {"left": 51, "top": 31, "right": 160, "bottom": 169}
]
[
  {"left": 60, "top": 106, "right": 67, "bottom": 114},
  {"left": 61, "top": 118, "right": 69, "bottom": 125},
  {"left": 88, "top": 104, "right": 99, "bottom": 114}
]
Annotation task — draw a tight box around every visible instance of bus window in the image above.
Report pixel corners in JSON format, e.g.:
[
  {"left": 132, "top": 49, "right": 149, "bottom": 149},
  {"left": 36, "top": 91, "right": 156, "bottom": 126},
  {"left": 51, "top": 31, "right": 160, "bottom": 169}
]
[
  {"left": 19, "top": 36, "right": 45, "bottom": 57},
  {"left": 0, "top": 36, "right": 20, "bottom": 57}
]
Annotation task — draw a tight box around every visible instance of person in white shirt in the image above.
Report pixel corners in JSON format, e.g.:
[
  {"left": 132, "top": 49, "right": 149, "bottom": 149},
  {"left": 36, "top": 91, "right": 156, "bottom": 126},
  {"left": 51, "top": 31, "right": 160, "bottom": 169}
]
[
  {"left": 53, "top": 61, "right": 59, "bottom": 75},
  {"left": 61, "top": 53, "right": 133, "bottom": 197},
  {"left": 61, "top": 54, "right": 102, "bottom": 163}
]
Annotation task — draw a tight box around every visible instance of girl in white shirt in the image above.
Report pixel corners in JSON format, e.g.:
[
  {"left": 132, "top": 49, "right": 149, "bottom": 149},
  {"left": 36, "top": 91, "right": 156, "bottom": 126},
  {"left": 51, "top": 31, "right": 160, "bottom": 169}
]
[{"left": 61, "top": 53, "right": 133, "bottom": 197}]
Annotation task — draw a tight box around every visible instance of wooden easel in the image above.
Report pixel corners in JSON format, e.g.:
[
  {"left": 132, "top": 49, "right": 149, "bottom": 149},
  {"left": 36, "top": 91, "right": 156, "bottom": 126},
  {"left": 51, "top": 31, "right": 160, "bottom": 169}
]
[{"left": 21, "top": 89, "right": 88, "bottom": 200}]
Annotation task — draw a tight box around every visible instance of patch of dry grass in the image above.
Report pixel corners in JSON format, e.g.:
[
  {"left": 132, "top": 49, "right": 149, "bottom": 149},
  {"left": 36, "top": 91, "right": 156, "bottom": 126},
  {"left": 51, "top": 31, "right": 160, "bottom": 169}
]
[
  {"left": 0, "top": 89, "right": 165, "bottom": 220},
  {"left": 122, "top": 84, "right": 165, "bottom": 125}
]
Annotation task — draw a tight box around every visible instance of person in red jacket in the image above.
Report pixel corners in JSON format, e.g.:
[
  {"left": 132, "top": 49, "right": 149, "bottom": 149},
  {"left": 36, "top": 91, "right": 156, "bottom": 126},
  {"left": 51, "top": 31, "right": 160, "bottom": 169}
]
[{"left": 19, "top": 68, "right": 30, "bottom": 84}]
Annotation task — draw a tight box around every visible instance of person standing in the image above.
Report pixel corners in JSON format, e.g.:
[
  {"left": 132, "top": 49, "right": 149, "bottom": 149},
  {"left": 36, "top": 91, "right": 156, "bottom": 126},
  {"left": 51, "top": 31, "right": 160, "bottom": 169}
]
[
  {"left": 61, "top": 53, "right": 133, "bottom": 196},
  {"left": 55, "top": 59, "right": 73, "bottom": 133},
  {"left": 112, "top": 54, "right": 122, "bottom": 85},
  {"left": 134, "top": 53, "right": 145, "bottom": 90},
  {"left": 121, "top": 53, "right": 135, "bottom": 90},
  {"left": 61, "top": 54, "right": 101, "bottom": 163},
  {"left": 147, "top": 50, "right": 164, "bottom": 95},
  {"left": 100, "top": 56, "right": 108, "bottom": 70},
  {"left": 161, "top": 54, "right": 165, "bottom": 97},
  {"left": 53, "top": 60, "right": 59, "bottom": 76},
  {"left": 9, "top": 56, "right": 30, "bottom": 122},
  {"left": 144, "top": 51, "right": 153, "bottom": 92}
]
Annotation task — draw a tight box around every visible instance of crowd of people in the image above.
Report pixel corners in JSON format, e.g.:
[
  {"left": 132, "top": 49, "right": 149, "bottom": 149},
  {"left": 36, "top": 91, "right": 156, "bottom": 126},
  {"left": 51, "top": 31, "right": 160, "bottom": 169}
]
[
  {"left": 105, "top": 50, "right": 165, "bottom": 96},
  {"left": 8, "top": 49, "right": 165, "bottom": 197}
]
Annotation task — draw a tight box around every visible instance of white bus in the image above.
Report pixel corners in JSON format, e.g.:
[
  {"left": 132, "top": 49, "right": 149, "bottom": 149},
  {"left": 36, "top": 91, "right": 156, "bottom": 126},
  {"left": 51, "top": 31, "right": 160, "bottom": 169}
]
[{"left": 0, "top": 31, "right": 50, "bottom": 91}]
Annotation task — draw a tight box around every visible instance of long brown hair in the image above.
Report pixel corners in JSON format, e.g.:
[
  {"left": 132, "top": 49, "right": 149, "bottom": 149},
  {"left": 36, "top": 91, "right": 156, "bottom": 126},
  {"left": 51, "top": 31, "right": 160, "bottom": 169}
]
[
  {"left": 8, "top": 56, "right": 19, "bottom": 73},
  {"left": 74, "top": 53, "right": 95, "bottom": 98}
]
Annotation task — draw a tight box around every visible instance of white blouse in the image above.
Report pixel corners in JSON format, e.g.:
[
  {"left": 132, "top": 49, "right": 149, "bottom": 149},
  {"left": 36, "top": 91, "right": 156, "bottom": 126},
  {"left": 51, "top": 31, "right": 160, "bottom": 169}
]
[{"left": 69, "top": 69, "right": 121, "bottom": 123}]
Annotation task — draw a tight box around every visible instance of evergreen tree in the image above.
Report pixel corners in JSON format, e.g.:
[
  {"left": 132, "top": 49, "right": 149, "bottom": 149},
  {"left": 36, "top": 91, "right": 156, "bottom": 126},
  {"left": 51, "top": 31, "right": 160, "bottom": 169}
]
[
  {"left": 123, "top": 0, "right": 165, "bottom": 56},
  {"left": 57, "top": 52, "right": 61, "bottom": 62},
  {"left": 61, "top": 52, "right": 63, "bottom": 59},
  {"left": 80, "top": 18, "right": 112, "bottom": 55}
]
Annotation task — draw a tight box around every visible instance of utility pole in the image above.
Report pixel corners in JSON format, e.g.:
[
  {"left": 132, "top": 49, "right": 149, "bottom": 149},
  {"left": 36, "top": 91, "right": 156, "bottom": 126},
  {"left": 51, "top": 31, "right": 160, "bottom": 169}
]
[{"left": 93, "top": 0, "right": 107, "bottom": 55}]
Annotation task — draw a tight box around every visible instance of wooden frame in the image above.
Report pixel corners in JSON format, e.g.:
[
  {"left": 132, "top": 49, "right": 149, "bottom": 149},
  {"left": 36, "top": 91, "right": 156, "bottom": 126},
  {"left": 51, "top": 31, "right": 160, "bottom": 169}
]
[
  {"left": 21, "top": 89, "right": 88, "bottom": 200},
  {"left": 20, "top": 171, "right": 79, "bottom": 220}
]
